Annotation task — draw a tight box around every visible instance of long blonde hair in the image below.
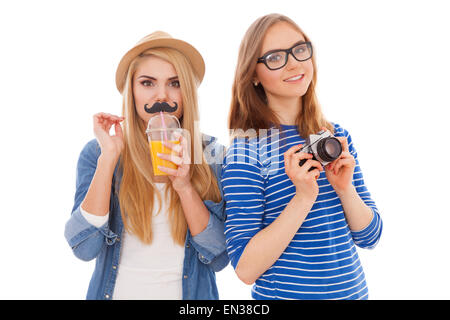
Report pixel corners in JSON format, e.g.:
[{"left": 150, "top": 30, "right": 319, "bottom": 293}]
[
  {"left": 118, "top": 47, "right": 221, "bottom": 245},
  {"left": 228, "top": 13, "right": 333, "bottom": 138}
]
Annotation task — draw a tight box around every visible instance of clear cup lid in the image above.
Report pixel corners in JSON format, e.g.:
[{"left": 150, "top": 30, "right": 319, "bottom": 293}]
[{"left": 145, "top": 113, "right": 181, "bottom": 133}]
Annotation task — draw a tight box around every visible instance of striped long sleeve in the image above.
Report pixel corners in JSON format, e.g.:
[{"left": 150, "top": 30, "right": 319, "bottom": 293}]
[
  {"left": 334, "top": 125, "right": 383, "bottom": 249},
  {"left": 221, "top": 123, "right": 383, "bottom": 300},
  {"left": 221, "top": 138, "right": 265, "bottom": 269}
]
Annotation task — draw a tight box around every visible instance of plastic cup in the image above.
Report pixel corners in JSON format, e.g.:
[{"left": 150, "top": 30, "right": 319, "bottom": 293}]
[{"left": 145, "top": 113, "right": 182, "bottom": 176}]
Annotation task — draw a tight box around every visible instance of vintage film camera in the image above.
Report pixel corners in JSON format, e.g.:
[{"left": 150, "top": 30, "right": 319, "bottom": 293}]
[{"left": 296, "top": 130, "right": 342, "bottom": 171}]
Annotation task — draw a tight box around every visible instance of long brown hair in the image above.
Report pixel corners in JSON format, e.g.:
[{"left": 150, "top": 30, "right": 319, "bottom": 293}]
[
  {"left": 228, "top": 13, "right": 333, "bottom": 138},
  {"left": 118, "top": 47, "right": 221, "bottom": 245}
]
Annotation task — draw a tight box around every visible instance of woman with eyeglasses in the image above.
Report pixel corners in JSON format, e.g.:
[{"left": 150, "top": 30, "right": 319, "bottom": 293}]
[{"left": 221, "top": 13, "right": 383, "bottom": 300}]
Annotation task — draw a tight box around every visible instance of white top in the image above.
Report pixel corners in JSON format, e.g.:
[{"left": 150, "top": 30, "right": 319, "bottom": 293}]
[{"left": 81, "top": 183, "right": 185, "bottom": 300}]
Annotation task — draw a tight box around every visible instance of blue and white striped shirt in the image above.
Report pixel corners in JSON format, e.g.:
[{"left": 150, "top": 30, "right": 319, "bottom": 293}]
[{"left": 221, "top": 123, "right": 382, "bottom": 300}]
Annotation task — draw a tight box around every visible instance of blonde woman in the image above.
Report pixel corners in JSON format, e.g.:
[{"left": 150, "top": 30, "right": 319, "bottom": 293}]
[
  {"left": 64, "top": 31, "right": 228, "bottom": 300},
  {"left": 222, "top": 14, "right": 382, "bottom": 299}
]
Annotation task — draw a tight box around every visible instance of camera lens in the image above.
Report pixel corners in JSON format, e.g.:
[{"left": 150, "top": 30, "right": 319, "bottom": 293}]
[{"left": 317, "top": 137, "right": 342, "bottom": 162}]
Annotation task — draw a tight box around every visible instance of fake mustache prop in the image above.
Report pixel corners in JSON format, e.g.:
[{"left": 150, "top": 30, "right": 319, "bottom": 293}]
[{"left": 144, "top": 101, "right": 179, "bottom": 114}]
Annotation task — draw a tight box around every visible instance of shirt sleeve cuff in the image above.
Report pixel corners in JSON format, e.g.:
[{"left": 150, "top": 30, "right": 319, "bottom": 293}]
[
  {"left": 80, "top": 206, "right": 109, "bottom": 228},
  {"left": 351, "top": 209, "right": 382, "bottom": 249}
]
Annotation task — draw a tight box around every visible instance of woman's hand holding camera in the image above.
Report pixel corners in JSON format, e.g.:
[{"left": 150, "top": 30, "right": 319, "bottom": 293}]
[
  {"left": 93, "top": 113, "right": 125, "bottom": 163},
  {"left": 325, "top": 136, "right": 356, "bottom": 196},
  {"left": 284, "top": 144, "right": 323, "bottom": 202}
]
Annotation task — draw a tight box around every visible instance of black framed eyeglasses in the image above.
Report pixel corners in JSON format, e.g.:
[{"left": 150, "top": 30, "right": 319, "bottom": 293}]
[{"left": 257, "top": 41, "right": 313, "bottom": 70}]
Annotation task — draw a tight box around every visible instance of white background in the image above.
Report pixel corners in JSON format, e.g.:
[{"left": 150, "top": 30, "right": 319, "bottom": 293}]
[{"left": 1, "top": 0, "right": 449, "bottom": 299}]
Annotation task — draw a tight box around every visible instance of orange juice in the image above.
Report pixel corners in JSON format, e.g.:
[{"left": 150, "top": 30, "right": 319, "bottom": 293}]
[{"left": 149, "top": 140, "right": 180, "bottom": 175}]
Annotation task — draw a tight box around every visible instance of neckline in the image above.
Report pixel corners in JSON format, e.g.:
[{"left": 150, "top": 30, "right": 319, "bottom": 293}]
[
  {"left": 279, "top": 123, "right": 298, "bottom": 129},
  {"left": 154, "top": 182, "right": 166, "bottom": 188},
  {"left": 268, "top": 121, "right": 297, "bottom": 129}
]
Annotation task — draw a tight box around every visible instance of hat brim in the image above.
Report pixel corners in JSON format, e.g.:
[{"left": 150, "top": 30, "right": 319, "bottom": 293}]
[{"left": 115, "top": 37, "right": 205, "bottom": 93}]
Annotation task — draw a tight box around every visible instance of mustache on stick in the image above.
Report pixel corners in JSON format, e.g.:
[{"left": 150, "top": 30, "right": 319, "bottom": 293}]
[{"left": 144, "top": 101, "right": 178, "bottom": 114}]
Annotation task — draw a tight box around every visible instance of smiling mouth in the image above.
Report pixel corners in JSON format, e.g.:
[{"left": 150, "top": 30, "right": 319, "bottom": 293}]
[{"left": 284, "top": 74, "right": 304, "bottom": 82}]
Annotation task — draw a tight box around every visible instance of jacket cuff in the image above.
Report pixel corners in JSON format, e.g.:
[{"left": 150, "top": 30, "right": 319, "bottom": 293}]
[
  {"left": 190, "top": 211, "right": 227, "bottom": 264},
  {"left": 65, "top": 206, "right": 117, "bottom": 248}
]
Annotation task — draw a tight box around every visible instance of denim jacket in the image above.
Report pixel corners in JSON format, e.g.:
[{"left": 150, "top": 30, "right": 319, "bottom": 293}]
[{"left": 64, "top": 135, "right": 229, "bottom": 300}]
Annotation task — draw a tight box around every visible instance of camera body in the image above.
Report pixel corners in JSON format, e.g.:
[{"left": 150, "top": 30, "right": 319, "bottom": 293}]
[{"left": 296, "top": 130, "right": 343, "bottom": 170}]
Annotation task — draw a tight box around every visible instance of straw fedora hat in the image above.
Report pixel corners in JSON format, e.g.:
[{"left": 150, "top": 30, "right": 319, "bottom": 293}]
[{"left": 115, "top": 31, "right": 205, "bottom": 93}]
